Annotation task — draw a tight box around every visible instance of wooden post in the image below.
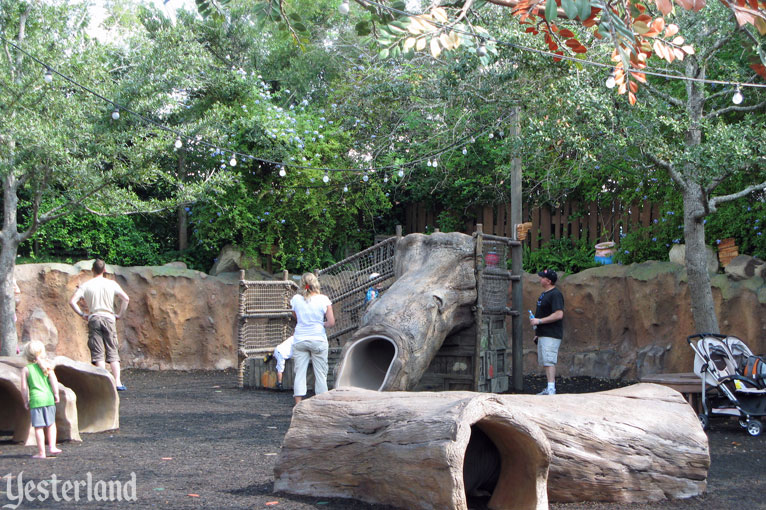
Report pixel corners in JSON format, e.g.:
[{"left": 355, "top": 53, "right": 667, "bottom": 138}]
[
  {"left": 396, "top": 224, "right": 402, "bottom": 239},
  {"left": 510, "top": 105, "right": 524, "bottom": 392},
  {"left": 474, "top": 224, "right": 484, "bottom": 391}
]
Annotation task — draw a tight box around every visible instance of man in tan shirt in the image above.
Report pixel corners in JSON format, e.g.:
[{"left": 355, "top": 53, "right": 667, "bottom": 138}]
[{"left": 69, "top": 259, "right": 130, "bottom": 391}]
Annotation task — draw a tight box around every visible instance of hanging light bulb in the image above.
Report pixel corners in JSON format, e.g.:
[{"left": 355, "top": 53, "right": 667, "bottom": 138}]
[
  {"left": 338, "top": 0, "right": 350, "bottom": 15},
  {"left": 432, "top": 159, "right": 438, "bottom": 168},
  {"left": 732, "top": 85, "right": 744, "bottom": 105},
  {"left": 427, "top": 160, "right": 433, "bottom": 167},
  {"left": 111, "top": 109, "right": 120, "bottom": 120},
  {"left": 470, "top": 137, "right": 476, "bottom": 143},
  {"left": 477, "top": 39, "right": 488, "bottom": 57},
  {"left": 44, "top": 69, "right": 53, "bottom": 83},
  {"left": 605, "top": 71, "right": 616, "bottom": 89},
  {"left": 462, "top": 147, "right": 468, "bottom": 155},
  {"left": 398, "top": 169, "right": 404, "bottom": 177},
  {"left": 229, "top": 156, "right": 237, "bottom": 166},
  {"left": 279, "top": 167, "right": 287, "bottom": 177},
  {"left": 383, "top": 175, "right": 388, "bottom": 183},
  {"left": 362, "top": 173, "right": 369, "bottom": 182},
  {"left": 174, "top": 138, "right": 183, "bottom": 149},
  {"left": 322, "top": 173, "right": 330, "bottom": 183},
  {"left": 343, "top": 185, "right": 349, "bottom": 192},
  {"left": 306, "top": 189, "right": 310, "bottom": 195}
]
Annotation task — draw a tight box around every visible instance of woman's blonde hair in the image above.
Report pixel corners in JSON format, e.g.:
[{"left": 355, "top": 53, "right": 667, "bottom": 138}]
[
  {"left": 298, "top": 273, "right": 321, "bottom": 300},
  {"left": 23, "top": 340, "right": 52, "bottom": 376}
]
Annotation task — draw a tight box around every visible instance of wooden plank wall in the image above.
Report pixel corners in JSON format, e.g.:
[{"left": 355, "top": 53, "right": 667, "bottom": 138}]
[{"left": 405, "top": 200, "right": 661, "bottom": 249}]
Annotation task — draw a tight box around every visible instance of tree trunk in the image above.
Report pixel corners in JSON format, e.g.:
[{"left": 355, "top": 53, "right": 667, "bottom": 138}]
[
  {"left": 1, "top": 170, "right": 20, "bottom": 357},
  {"left": 681, "top": 56, "right": 719, "bottom": 334},
  {"left": 274, "top": 385, "right": 709, "bottom": 509},
  {"left": 683, "top": 187, "right": 718, "bottom": 333},
  {"left": 177, "top": 153, "right": 188, "bottom": 251},
  {"left": 334, "top": 232, "right": 477, "bottom": 391}
]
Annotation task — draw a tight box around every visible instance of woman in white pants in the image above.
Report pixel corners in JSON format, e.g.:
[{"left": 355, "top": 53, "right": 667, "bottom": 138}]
[{"left": 290, "top": 273, "right": 335, "bottom": 404}]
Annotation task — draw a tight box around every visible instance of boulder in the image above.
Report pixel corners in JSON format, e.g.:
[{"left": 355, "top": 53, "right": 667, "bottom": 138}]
[
  {"left": 724, "top": 254, "right": 766, "bottom": 281},
  {"left": 21, "top": 307, "right": 59, "bottom": 355},
  {"left": 668, "top": 244, "right": 718, "bottom": 274},
  {"left": 210, "top": 244, "right": 259, "bottom": 276}
]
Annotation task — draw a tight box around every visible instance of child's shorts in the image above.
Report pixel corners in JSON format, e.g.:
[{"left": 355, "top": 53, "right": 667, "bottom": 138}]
[{"left": 30, "top": 405, "right": 56, "bottom": 428}]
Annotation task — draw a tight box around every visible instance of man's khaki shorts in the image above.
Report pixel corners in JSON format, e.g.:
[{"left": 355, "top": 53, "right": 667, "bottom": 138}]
[
  {"left": 88, "top": 315, "right": 120, "bottom": 363},
  {"left": 537, "top": 336, "right": 561, "bottom": 367}
]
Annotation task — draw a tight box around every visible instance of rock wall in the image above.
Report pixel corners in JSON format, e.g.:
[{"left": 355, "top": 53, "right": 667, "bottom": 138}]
[
  {"left": 522, "top": 262, "right": 766, "bottom": 380},
  {"left": 8, "top": 260, "right": 766, "bottom": 378},
  {"left": 10, "top": 262, "right": 238, "bottom": 370}
]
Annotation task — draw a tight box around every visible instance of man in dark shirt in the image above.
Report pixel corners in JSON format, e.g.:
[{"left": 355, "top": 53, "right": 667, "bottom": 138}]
[{"left": 530, "top": 269, "right": 564, "bottom": 395}]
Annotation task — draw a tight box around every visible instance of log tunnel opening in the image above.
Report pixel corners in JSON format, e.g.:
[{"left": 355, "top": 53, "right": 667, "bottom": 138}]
[
  {"left": 0, "top": 379, "right": 27, "bottom": 440},
  {"left": 335, "top": 336, "right": 397, "bottom": 390},
  {"left": 463, "top": 419, "right": 548, "bottom": 510}
]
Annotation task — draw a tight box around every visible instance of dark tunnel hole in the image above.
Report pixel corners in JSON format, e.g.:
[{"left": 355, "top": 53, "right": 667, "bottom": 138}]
[
  {"left": 463, "top": 425, "right": 501, "bottom": 510},
  {"left": 336, "top": 337, "right": 396, "bottom": 390}
]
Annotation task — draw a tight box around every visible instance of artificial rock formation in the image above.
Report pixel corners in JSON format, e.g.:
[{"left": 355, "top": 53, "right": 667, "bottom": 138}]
[
  {"left": 10, "top": 261, "right": 238, "bottom": 370},
  {"left": 274, "top": 388, "right": 552, "bottom": 510},
  {"left": 334, "top": 233, "right": 478, "bottom": 391},
  {"left": 274, "top": 384, "right": 709, "bottom": 510},
  {"left": 0, "top": 356, "right": 118, "bottom": 443}
]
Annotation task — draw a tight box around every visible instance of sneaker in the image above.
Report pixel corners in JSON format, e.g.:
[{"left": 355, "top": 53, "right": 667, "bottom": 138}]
[
  {"left": 537, "top": 387, "right": 555, "bottom": 395},
  {"left": 263, "top": 353, "right": 274, "bottom": 364},
  {"left": 276, "top": 382, "right": 283, "bottom": 391},
  {"left": 116, "top": 385, "right": 127, "bottom": 392}
]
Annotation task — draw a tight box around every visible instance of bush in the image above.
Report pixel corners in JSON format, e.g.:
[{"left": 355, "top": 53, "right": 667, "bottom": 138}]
[{"left": 523, "top": 238, "right": 599, "bottom": 274}]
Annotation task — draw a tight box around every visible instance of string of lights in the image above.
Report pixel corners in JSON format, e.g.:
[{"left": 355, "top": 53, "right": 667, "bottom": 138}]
[
  {"left": 358, "top": 0, "right": 766, "bottom": 95},
  {"left": 0, "top": 34, "right": 514, "bottom": 182}
]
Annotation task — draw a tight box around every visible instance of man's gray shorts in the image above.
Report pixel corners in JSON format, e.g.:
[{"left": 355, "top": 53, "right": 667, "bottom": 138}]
[
  {"left": 537, "top": 336, "right": 562, "bottom": 367},
  {"left": 88, "top": 315, "right": 120, "bottom": 363}
]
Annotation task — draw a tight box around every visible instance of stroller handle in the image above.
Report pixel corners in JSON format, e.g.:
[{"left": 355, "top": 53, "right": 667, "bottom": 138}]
[{"left": 687, "top": 333, "right": 727, "bottom": 346}]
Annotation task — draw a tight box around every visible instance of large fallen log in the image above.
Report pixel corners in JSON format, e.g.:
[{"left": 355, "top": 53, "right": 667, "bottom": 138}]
[
  {"left": 274, "top": 384, "right": 709, "bottom": 509},
  {"left": 274, "top": 389, "right": 552, "bottom": 510}
]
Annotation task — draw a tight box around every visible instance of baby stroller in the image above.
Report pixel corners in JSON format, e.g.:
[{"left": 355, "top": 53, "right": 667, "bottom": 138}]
[{"left": 687, "top": 333, "right": 766, "bottom": 436}]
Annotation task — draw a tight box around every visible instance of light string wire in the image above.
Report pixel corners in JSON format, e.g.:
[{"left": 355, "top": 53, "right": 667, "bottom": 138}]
[
  {"left": 0, "top": 34, "right": 516, "bottom": 178},
  {"left": 361, "top": 0, "right": 766, "bottom": 90}
]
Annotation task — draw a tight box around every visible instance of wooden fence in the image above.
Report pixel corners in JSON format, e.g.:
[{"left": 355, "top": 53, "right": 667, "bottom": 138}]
[{"left": 405, "top": 199, "right": 663, "bottom": 249}]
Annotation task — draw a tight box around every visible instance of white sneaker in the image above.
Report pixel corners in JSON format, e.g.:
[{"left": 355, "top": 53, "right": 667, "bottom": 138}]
[{"left": 537, "top": 387, "right": 556, "bottom": 395}]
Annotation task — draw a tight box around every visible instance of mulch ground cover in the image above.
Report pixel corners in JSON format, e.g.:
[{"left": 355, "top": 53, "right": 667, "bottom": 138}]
[{"left": 1, "top": 370, "right": 764, "bottom": 509}]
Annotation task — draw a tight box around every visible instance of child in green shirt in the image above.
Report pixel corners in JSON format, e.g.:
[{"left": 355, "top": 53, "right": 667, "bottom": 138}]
[{"left": 21, "top": 340, "right": 62, "bottom": 458}]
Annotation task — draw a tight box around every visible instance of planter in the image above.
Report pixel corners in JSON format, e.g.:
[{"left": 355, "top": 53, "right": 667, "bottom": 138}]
[{"left": 594, "top": 241, "right": 616, "bottom": 265}]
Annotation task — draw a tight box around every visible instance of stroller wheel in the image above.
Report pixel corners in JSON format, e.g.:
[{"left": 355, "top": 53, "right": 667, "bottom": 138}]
[
  {"left": 739, "top": 418, "right": 749, "bottom": 428},
  {"left": 746, "top": 419, "right": 762, "bottom": 437},
  {"left": 699, "top": 413, "right": 709, "bottom": 431}
]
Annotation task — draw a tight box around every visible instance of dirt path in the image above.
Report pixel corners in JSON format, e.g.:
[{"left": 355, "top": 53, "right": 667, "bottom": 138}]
[{"left": 1, "top": 370, "right": 764, "bottom": 509}]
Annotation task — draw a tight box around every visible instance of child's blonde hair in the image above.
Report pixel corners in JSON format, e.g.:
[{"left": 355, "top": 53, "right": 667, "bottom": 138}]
[
  {"left": 298, "top": 273, "right": 321, "bottom": 300},
  {"left": 23, "top": 340, "right": 52, "bottom": 376}
]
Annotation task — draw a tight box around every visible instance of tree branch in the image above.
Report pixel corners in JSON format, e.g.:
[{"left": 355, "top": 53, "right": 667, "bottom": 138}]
[
  {"left": 642, "top": 80, "right": 684, "bottom": 108},
  {"left": 709, "top": 179, "right": 766, "bottom": 213},
  {"left": 643, "top": 150, "right": 686, "bottom": 189},
  {"left": 700, "top": 32, "right": 731, "bottom": 66},
  {"left": 707, "top": 98, "right": 766, "bottom": 119}
]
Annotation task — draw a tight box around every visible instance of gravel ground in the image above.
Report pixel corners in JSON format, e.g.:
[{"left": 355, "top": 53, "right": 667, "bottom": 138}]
[{"left": 1, "top": 370, "right": 764, "bottom": 510}]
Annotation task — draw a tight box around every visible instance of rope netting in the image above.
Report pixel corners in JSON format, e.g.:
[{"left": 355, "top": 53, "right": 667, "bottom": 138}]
[
  {"left": 318, "top": 237, "right": 397, "bottom": 345},
  {"left": 479, "top": 236, "right": 511, "bottom": 315}
]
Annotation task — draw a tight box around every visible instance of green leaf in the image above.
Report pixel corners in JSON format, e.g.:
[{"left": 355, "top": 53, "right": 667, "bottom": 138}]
[
  {"left": 355, "top": 21, "right": 371, "bottom": 36},
  {"left": 288, "top": 13, "right": 302, "bottom": 22},
  {"left": 562, "top": 0, "right": 578, "bottom": 19},
  {"left": 292, "top": 22, "right": 307, "bottom": 33},
  {"left": 379, "top": 48, "right": 390, "bottom": 59},
  {"left": 577, "top": 0, "right": 591, "bottom": 20},
  {"left": 545, "top": 0, "right": 558, "bottom": 21}
]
